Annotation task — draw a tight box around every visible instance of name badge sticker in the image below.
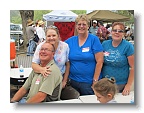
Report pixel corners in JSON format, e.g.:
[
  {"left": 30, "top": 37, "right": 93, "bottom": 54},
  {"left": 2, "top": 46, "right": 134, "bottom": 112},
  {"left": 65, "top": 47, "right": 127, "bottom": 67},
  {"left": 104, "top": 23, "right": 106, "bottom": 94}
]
[
  {"left": 104, "top": 51, "right": 110, "bottom": 56},
  {"left": 35, "top": 79, "right": 40, "bottom": 84},
  {"left": 82, "top": 47, "right": 90, "bottom": 52}
]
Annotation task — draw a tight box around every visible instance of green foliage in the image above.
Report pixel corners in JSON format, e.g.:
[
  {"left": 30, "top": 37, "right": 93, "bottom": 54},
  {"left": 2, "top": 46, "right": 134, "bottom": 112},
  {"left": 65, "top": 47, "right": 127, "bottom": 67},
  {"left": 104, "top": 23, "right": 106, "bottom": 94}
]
[
  {"left": 10, "top": 10, "right": 20, "bottom": 17},
  {"left": 11, "top": 16, "right": 22, "bottom": 24},
  {"left": 10, "top": 10, "right": 87, "bottom": 24},
  {"left": 116, "top": 10, "right": 134, "bottom": 24},
  {"left": 10, "top": 10, "right": 21, "bottom": 24},
  {"left": 34, "top": 10, "right": 52, "bottom": 21},
  {"left": 10, "top": 10, "right": 133, "bottom": 25},
  {"left": 71, "top": 10, "right": 86, "bottom": 14}
]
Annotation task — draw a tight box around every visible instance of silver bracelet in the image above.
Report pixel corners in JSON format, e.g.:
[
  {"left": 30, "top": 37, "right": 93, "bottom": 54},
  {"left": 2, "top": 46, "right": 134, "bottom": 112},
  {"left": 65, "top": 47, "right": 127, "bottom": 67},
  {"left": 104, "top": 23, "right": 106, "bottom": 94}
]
[{"left": 93, "top": 79, "right": 97, "bottom": 82}]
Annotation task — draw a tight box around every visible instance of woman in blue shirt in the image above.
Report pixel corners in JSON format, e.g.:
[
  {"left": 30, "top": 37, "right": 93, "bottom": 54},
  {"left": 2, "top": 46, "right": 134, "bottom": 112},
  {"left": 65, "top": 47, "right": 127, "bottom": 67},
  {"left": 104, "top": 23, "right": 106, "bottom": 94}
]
[
  {"left": 102, "top": 22, "right": 134, "bottom": 96},
  {"left": 65, "top": 14, "right": 103, "bottom": 96}
]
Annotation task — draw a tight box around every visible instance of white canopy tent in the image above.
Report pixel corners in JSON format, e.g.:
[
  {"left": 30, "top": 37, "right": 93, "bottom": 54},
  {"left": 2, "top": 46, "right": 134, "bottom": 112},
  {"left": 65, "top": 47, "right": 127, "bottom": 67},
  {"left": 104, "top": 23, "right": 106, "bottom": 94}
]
[
  {"left": 43, "top": 10, "right": 78, "bottom": 22},
  {"left": 43, "top": 10, "right": 78, "bottom": 41}
]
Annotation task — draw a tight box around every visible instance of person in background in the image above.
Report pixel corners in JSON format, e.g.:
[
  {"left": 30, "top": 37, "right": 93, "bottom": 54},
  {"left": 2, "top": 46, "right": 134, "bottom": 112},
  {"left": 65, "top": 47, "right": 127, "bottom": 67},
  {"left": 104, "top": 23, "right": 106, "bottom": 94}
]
[
  {"left": 32, "top": 25, "right": 70, "bottom": 89},
  {"left": 10, "top": 42, "right": 62, "bottom": 103},
  {"left": 89, "top": 20, "right": 98, "bottom": 36},
  {"left": 65, "top": 14, "right": 103, "bottom": 96},
  {"left": 35, "top": 20, "right": 40, "bottom": 29},
  {"left": 32, "top": 19, "right": 40, "bottom": 52},
  {"left": 97, "top": 21, "right": 110, "bottom": 43},
  {"left": 26, "top": 19, "right": 36, "bottom": 56},
  {"left": 106, "top": 24, "right": 112, "bottom": 40},
  {"left": 101, "top": 22, "right": 134, "bottom": 96},
  {"left": 131, "top": 25, "right": 134, "bottom": 40},
  {"left": 36, "top": 20, "right": 46, "bottom": 43},
  {"left": 92, "top": 77, "right": 117, "bottom": 103},
  {"left": 125, "top": 27, "right": 132, "bottom": 41}
]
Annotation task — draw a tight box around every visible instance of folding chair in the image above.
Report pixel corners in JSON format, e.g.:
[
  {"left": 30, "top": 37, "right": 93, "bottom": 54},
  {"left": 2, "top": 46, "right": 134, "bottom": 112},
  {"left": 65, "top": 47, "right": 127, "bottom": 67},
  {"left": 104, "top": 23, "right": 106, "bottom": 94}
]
[
  {"left": 10, "top": 89, "right": 18, "bottom": 99},
  {"left": 15, "top": 52, "right": 33, "bottom": 68},
  {"left": 60, "top": 85, "right": 80, "bottom": 100}
]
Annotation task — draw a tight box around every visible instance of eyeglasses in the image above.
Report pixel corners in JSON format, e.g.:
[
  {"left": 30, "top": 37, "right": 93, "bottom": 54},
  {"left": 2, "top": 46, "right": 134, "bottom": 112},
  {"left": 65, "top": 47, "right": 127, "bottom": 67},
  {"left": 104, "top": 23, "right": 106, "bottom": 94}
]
[
  {"left": 47, "top": 25, "right": 58, "bottom": 29},
  {"left": 77, "top": 23, "right": 87, "bottom": 27},
  {"left": 40, "top": 48, "right": 54, "bottom": 52},
  {"left": 112, "top": 29, "right": 124, "bottom": 33}
]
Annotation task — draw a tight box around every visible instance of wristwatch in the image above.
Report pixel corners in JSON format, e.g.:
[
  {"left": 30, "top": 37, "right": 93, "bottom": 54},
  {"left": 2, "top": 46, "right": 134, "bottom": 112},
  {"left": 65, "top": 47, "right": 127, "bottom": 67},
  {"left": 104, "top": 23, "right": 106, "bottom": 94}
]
[{"left": 93, "top": 79, "right": 97, "bottom": 82}]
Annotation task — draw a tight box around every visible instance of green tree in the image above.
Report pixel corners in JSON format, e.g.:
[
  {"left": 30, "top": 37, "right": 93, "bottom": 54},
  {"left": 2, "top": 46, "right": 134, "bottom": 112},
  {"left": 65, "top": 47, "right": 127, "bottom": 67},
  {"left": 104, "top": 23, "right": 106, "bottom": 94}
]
[
  {"left": 71, "top": 10, "right": 86, "bottom": 14},
  {"left": 34, "top": 10, "right": 52, "bottom": 21},
  {"left": 116, "top": 10, "right": 134, "bottom": 25},
  {"left": 19, "top": 10, "right": 34, "bottom": 50}
]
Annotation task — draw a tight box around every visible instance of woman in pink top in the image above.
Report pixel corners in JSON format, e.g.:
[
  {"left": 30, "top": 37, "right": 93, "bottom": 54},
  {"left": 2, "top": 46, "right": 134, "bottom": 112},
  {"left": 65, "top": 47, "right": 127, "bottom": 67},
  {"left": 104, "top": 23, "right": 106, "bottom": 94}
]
[{"left": 32, "top": 25, "right": 70, "bottom": 88}]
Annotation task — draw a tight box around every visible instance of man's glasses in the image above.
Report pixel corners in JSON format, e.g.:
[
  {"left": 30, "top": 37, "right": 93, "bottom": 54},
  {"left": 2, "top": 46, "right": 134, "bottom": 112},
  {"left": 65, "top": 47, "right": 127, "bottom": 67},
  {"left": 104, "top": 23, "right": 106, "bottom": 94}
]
[
  {"left": 40, "top": 48, "right": 54, "bottom": 52},
  {"left": 112, "top": 29, "right": 124, "bottom": 33}
]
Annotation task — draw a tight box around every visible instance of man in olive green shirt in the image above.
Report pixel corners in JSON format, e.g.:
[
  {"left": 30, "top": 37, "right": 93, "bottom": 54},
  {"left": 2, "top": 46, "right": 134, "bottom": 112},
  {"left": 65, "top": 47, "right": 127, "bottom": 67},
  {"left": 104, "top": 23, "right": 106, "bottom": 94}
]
[{"left": 11, "top": 42, "right": 62, "bottom": 103}]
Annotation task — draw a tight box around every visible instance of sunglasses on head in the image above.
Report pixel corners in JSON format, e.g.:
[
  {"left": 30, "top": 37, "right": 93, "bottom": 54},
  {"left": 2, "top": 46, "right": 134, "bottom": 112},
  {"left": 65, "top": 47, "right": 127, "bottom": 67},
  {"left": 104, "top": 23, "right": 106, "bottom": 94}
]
[
  {"left": 112, "top": 29, "right": 124, "bottom": 33},
  {"left": 47, "top": 25, "right": 58, "bottom": 29}
]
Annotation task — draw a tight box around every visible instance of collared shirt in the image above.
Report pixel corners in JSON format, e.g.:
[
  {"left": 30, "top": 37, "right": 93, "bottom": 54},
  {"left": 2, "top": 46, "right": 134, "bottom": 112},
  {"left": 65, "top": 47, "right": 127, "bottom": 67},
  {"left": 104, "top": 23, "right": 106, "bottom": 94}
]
[
  {"left": 89, "top": 26, "right": 98, "bottom": 36},
  {"left": 23, "top": 60, "right": 62, "bottom": 102},
  {"left": 26, "top": 26, "right": 35, "bottom": 40}
]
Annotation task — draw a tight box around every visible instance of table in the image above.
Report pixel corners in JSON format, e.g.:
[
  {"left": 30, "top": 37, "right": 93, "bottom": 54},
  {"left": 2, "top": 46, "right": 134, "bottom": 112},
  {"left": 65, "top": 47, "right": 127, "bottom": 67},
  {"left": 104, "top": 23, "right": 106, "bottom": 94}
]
[
  {"left": 46, "top": 91, "right": 134, "bottom": 103},
  {"left": 47, "top": 99, "right": 83, "bottom": 103},
  {"left": 79, "top": 91, "right": 134, "bottom": 103},
  {"left": 10, "top": 68, "right": 32, "bottom": 87},
  {"left": 79, "top": 95, "right": 100, "bottom": 103},
  {"left": 114, "top": 91, "right": 134, "bottom": 103}
]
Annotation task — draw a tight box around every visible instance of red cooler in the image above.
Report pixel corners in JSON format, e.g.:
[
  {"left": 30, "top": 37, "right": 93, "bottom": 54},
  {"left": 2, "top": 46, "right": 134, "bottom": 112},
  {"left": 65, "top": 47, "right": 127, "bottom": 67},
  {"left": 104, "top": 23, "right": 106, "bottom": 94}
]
[{"left": 10, "top": 39, "right": 16, "bottom": 60}]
